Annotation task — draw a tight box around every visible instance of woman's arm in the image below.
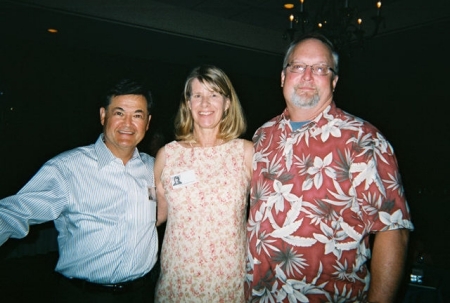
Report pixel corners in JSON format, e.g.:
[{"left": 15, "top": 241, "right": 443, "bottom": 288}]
[
  {"left": 155, "top": 146, "right": 168, "bottom": 227},
  {"left": 243, "top": 139, "right": 254, "bottom": 180}
]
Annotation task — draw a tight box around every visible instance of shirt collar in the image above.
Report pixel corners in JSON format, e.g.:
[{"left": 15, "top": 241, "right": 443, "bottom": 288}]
[
  {"left": 94, "top": 134, "right": 141, "bottom": 169},
  {"left": 279, "top": 102, "right": 336, "bottom": 128}
]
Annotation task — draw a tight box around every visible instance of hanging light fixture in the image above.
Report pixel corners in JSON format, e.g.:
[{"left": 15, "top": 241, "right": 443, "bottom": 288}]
[
  {"left": 283, "top": 1, "right": 295, "bottom": 9},
  {"left": 283, "top": 0, "right": 385, "bottom": 53}
]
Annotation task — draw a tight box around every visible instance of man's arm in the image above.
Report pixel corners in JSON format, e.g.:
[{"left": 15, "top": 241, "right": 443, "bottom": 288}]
[
  {"left": 0, "top": 159, "right": 68, "bottom": 246},
  {"left": 367, "top": 228, "right": 409, "bottom": 303}
]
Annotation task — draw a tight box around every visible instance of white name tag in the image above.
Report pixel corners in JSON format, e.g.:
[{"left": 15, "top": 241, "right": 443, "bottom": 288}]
[{"left": 171, "top": 169, "right": 197, "bottom": 188}]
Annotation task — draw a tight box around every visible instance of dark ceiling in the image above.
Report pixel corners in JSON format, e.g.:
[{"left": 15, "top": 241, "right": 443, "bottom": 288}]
[
  {"left": 2, "top": 0, "right": 450, "bottom": 82},
  {"left": 2, "top": 0, "right": 450, "bottom": 58}
]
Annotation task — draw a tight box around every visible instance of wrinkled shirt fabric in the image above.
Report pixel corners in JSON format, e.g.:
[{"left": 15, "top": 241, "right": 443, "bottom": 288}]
[
  {"left": 246, "top": 103, "right": 414, "bottom": 302},
  {"left": 0, "top": 134, "right": 158, "bottom": 284}
]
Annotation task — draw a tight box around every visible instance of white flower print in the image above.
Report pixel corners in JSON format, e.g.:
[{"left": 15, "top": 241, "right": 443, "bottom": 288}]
[
  {"left": 379, "top": 209, "right": 412, "bottom": 229},
  {"left": 350, "top": 158, "right": 386, "bottom": 197},
  {"left": 347, "top": 130, "right": 390, "bottom": 165},
  {"left": 272, "top": 246, "right": 308, "bottom": 276},
  {"left": 247, "top": 103, "right": 413, "bottom": 302},
  {"left": 281, "top": 135, "right": 297, "bottom": 170},
  {"left": 294, "top": 154, "right": 313, "bottom": 176},
  {"left": 313, "top": 221, "right": 346, "bottom": 258},
  {"left": 324, "top": 179, "right": 359, "bottom": 215},
  {"left": 260, "top": 120, "right": 277, "bottom": 129},
  {"left": 266, "top": 195, "right": 318, "bottom": 248},
  {"left": 266, "top": 180, "right": 299, "bottom": 214},
  {"left": 361, "top": 192, "right": 383, "bottom": 216},
  {"left": 252, "top": 179, "right": 271, "bottom": 206},
  {"left": 328, "top": 283, "right": 356, "bottom": 302},
  {"left": 383, "top": 171, "right": 404, "bottom": 197},
  {"left": 256, "top": 230, "right": 279, "bottom": 256},
  {"left": 320, "top": 118, "right": 342, "bottom": 141},
  {"left": 251, "top": 283, "right": 278, "bottom": 303},
  {"left": 254, "top": 143, "right": 272, "bottom": 171},
  {"left": 248, "top": 200, "right": 266, "bottom": 241},
  {"left": 261, "top": 155, "right": 284, "bottom": 180},
  {"left": 275, "top": 264, "right": 328, "bottom": 303},
  {"left": 304, "top": 152, "right": 336, "bottom": 190},
  {"left": 332, "top": 259, "right": 362, "bottom": 283},
  {"left": 313, "top": 220, "right": 360, "bottom": 259},
  {"left": 269, "top": 217, "right": 317, "bottom": 248}
]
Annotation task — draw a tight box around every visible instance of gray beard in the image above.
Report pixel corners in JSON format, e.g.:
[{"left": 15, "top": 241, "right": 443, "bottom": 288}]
[{"left": 291, "top": 93, "right": 320, "bottom": 109}]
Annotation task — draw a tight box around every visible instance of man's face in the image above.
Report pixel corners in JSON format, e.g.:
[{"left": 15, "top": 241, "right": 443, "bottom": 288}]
[
  {"left": 281, "top": 38, "right": 338, "bottom": 110},
  {"left": 100, "top": 94, "right": 150, "bottom": 158}
]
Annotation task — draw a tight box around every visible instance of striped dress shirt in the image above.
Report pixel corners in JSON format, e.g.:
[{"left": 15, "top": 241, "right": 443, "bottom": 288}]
[{"left": 0, "top": 134, "right": 158, "bottom": 283}]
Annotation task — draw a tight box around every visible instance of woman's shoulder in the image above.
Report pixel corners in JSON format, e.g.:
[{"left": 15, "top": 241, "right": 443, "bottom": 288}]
[
  {"left": 241, "top": 138, "right": 253, "bottom": 147},
  {"left": 164, "top": 140, "right": 186, "bottom": 149},
  {"left": 227, "top": 138, "right": 254, "bottom": 155},
  {"left": 231, "top": 138, "right": 253, "bottom": 148}
]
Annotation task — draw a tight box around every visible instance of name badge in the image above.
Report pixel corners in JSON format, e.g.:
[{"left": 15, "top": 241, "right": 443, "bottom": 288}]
[{"left": 171, "top": 169, "right": 197, "bottom": 189}]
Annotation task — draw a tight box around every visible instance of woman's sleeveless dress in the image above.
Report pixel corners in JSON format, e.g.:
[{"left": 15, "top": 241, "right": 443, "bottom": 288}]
[{"left": 155, "top": 139, "right": 250, "bottom": 303}]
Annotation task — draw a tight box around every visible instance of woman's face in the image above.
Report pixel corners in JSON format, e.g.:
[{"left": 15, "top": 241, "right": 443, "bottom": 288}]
[{"left": 188, "top": 78, "right": 230, "bottom": 132}]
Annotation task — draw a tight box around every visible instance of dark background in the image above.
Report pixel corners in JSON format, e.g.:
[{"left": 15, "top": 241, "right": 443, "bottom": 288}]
[{"left": 0, "top": 0, "right": 449, "bottom": 294}]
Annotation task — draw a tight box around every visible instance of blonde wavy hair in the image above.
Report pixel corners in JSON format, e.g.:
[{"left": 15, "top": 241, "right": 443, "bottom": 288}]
[{"left": 174, "top": 65, "right": 247, "bottom": 142}]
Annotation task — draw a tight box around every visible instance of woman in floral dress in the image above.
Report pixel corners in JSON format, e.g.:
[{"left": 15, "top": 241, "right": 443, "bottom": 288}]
[{"left": 154, "top": 65, "right": 253, "bottom": 302}]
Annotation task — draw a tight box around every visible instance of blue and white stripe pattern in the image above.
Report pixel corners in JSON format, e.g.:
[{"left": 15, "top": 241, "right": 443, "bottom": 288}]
[{"left": 0, "top": 134, "right": 158, "bottom": 283}]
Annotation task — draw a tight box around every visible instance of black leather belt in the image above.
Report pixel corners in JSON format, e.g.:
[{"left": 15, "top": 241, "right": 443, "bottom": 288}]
[{"left": 60, "top": 271, "right": 151, "bottom": 293}]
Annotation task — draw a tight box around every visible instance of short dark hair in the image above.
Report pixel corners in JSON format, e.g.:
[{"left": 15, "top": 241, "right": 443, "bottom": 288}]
[{"left": 103, "top": 78, "right": 153, "bottom": 114}]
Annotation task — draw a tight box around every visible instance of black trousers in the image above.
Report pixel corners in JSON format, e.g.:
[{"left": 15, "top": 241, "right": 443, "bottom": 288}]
[{"left": 54, "top": 263, "right": 159, "bottom": 303}]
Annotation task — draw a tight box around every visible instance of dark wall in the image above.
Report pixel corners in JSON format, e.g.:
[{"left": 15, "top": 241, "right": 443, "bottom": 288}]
[
  {"left": 1, "top": 10, "right": 449, "bottom": 268},
  {"left": 335, "top": 19, "right": 450, "bottom": 267},
  {"left": 0, "top": 31, "right": 283, "bottom": 196}
]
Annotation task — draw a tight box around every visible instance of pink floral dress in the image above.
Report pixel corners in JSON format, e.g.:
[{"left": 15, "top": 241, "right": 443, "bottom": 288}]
[{"left": 155, "top": 139, "right": 250, "bottom": 303}]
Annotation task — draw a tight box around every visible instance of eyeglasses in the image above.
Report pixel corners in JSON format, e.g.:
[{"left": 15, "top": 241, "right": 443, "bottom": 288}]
[{"left": 285, "top": 63, "right": 336, "bottom": 76}]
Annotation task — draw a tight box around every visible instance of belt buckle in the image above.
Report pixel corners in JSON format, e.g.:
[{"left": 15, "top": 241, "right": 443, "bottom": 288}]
[
  {"left": 105, "top": 283, "right": 128, "bottom": 293},
  {"left": 102, "top": 277, "right": 144, "bottom": 293}
]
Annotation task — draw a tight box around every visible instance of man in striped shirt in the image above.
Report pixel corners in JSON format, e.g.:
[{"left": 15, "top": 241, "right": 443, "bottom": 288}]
[{"left": 0, "top": 78, "right": 159, "bottom": 302}]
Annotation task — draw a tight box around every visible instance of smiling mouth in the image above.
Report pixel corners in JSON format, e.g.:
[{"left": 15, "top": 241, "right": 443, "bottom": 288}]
[
  {"left": 118, "top": 130, "right": 134, "bottom": 135},
  {"left": 298, "top": 85, "right": 315, "bottom": 90},
  {"left": 297, "top": 86, "right": 316, "bottom": 94}
]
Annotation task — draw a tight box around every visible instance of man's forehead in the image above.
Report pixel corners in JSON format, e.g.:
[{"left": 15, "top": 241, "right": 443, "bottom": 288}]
[{"left": 109, "top": 95, "right": 147, "bottom": 110}]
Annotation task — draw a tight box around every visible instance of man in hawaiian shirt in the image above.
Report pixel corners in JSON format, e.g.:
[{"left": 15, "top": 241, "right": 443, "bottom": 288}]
[{"left": 246, "top": 33, "right": 414, "bottom": 303}]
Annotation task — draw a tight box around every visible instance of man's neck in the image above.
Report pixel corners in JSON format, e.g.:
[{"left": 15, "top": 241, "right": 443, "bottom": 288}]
[{"left": 288, "top": 99, "right": 332, "bottom": 122}]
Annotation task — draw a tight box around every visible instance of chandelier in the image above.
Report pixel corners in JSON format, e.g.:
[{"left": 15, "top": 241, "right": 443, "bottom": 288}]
[{"left": 283, "top": 0, "right": 385, "bottom": 53}]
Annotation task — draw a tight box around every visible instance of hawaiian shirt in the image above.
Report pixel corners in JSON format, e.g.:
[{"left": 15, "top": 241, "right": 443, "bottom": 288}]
[{"left": 246, "top": 102, "right": 414, "bottom": 303}]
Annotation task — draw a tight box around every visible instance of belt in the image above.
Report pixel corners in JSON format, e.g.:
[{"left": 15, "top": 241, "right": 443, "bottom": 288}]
[{"left": 60, "top": 271, "right": 151, "bottom": 293}]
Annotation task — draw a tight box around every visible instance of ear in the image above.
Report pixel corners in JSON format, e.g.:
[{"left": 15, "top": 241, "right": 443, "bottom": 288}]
[
  {"left": 332, "top": 75, "right": 339, "bottom": 91},
  {"left": 225, "top": 98, "right": 230, "bottom": 111},
  {"left": 146, "top": 115, "right": 151, "bottom": 131},
  {"left": 281, "top": 70, "right": 286, "bottom": 87},
  {"left": 100, "top": 107, "right": 106, "bottom": 126}
]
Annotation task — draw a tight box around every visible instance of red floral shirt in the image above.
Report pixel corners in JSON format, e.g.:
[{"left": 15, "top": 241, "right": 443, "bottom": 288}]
[{"left": 246, "top": 102, "right": 414, "bottom": 302}]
